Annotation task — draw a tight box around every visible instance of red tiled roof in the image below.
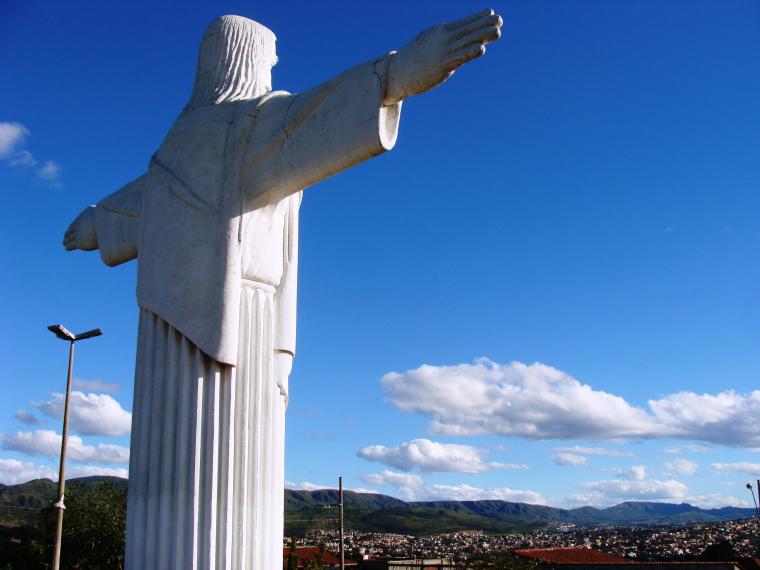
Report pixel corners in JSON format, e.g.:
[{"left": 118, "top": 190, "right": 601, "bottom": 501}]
[{"left": 515, "top": 548, "right": 635, "bottom": 564}]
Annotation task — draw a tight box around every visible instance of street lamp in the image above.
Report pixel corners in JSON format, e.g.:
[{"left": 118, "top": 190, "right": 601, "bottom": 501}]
[
  {"left": 746, "top": 482, "right": 759, "bottom": 519},
  {"left": 47, "top": 324, "right": 102, "bottom": 570}
]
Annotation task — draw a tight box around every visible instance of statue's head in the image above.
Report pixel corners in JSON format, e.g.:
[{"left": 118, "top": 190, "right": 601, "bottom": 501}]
[{"left": 187, "top": 15, "right": 277, "bottom": 109}]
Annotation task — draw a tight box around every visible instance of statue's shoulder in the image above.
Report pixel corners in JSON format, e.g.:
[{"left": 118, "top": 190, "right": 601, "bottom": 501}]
[{"left": 238, "top": 90, "right": 293, "bottom": 120}]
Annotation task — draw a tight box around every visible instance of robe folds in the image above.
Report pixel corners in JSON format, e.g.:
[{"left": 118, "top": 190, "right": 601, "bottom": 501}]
[{"left": 91, "top": 54, "right": 402, "bottom": 569}]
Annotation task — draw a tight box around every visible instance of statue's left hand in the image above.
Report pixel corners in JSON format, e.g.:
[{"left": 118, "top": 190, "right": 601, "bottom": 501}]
[
  {"left": 63, "top": 205, "right": 98, "bottom": 251},
  {"left": 275, "top": 350, "right": 293, "bottom": 403},
  {"left": 384, "top": 8, "right": 503, "bottom": 105}
]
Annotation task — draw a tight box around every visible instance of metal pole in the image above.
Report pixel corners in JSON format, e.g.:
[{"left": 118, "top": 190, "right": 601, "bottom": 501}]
[
  {"left": 52, "top": 340, "right": 75, "bottom": 570},
  {"left": 748, "top": 483, "right": 758, "bottom": 519},
  {"left": 339, "top": 476, "right": 345, "bottom": 570},
  {"left": 757, "top": 480, "right": 760, "bottom": 519}
]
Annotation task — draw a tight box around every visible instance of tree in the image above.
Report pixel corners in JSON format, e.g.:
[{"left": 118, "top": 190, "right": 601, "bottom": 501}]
[
  {"left": 0, "top": 480, "right": 127, "bottom": 569},
  {"left": 38, "top": 480, "right": 127, "bottom": 569},
  {"left": 700, "top": 540, "right": 736, "bottom": 562}
]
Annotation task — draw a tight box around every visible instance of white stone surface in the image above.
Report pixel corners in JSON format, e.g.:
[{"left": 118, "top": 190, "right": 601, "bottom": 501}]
[{"left": 63, "top": 10, "right": 501, "bottom": 569}]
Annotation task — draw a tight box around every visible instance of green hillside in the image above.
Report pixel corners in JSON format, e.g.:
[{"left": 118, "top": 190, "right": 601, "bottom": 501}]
[{"left": 0, "top": 478, "right": 755, "bottom": 536}]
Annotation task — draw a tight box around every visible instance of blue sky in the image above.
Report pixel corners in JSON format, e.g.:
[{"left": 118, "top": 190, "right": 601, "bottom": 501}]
[{"left": 2, "top": 0, "right": 760, "bottom": 509}]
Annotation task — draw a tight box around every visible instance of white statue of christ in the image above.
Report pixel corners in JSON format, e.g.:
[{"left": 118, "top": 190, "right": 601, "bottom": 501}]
[{"left": 63, "top": 10, "right": 501, "bottom": 570}]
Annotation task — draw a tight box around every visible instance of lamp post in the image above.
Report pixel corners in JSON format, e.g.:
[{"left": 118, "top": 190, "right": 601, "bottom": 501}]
[
  {"left": 746, "top": 482, "right": 759, "bottom": 519},
  {"left": 47, "top": 324, "right": 102, "bottom": 570}
]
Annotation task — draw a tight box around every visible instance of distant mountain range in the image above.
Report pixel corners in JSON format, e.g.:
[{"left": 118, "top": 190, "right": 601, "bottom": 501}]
[{"left": 0, "top": 477, "right": 755, "bottom": 535}]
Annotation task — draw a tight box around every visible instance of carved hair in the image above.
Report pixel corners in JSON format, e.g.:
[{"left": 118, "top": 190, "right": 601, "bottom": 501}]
[{"left": 187, "top": 15, "right": 276, "bottom": 109}]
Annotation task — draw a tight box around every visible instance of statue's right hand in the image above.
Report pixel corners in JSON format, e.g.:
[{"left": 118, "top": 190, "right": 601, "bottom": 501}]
[
  {"left": 384, "top": 8, "right": 502, "bottom": 105},
  {"left": 63, "top": 206, "right": 98, "bottom": 251}
]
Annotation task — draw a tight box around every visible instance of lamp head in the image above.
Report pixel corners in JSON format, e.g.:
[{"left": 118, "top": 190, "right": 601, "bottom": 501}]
[
  {"left": 74, "top": 328, "right": 102, "bottom": 341},
  {"left": 48, "top": 324, "right": 75, "bottom": 341}
]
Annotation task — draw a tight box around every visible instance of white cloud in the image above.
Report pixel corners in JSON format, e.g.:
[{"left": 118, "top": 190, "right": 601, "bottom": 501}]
[
  {"left": 37, "top": 160, "right": 60, "bottom": 182},
  {"left": 0, "top": 458, "right": 56, "bottom": 485},
  {"left": 284, "top": 481, "right": 332, "bottom": 492},
  {"left": 35, "top": 391, "right": 131, "bottom": 436},
  {"left": 648, "top": 390, "right": 760, "bottom": 448},
  {"left": 579, "top": 476, "right": 687, "bottom": 505},
  {"left": 1, "top": 429, "right": 129, "bottom": 464},
  {"left": 664, "top": 443, "right": 712, "bottom": 454},
  {"left": 381, "top": 358, "right": 760, "bottom": 448},
  {"left": 425, "top": 483, "right": 546, "bottom": 504},
  {"left": 554, "top": 446, "right": 633, "bottom": 457},
  {"left": 711, "top": 462, "right": 760, "bottom": 476},
  {"left": 360, "top": 470, "right": 424, "bottom": 499},
  {"left": 73, "top": 379, "right": 121, "bottom": 394},
  {"left": 14, "top": 409, "right": 40, "bottom": 426},
  {"left": 0, "top": 121, "right": 62, "bottom": 186},
  {"left": 68, "top": 465, "right": 128, "bottom": 479},
  {"left": 685, "top": 493, "right": 749, "bottom": 509},
  {"left": 627, "top": 465, "right": 648, "bottom": 481},
  {"left": 0, "top": 122, "right": 29, "bottom": 158},
  {"left": 663, "top": 458, "right": 699, "bottom": 476},
  {"left": 358, "top": 438, "right": 527, "bottom": 473},
  {"left": 359, "top": 469, "right": 545, "bottom": 504},
  {"left": 552, "top": 452, "right": 587, "bottom": 467}
]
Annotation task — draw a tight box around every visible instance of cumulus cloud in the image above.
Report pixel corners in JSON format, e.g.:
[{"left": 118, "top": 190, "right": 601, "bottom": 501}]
[
  {"left": 72, "top": 379, "right": 121, "bottom": 394},
  {"left": 663, "top": 458, "right": 699, "bottom": 476},
  {"left": 35, "top": 391, "right": 131, "bottom": 436},
  {"left": 0, "top": 458, "right": 56, "bottom": 485},
  {"left": 685, "top": 493, "right": 749, "bottom": 509},
  {"left": 380, "top": 358, "right": 760, "bottom": 448},
  {"left": 425, "top": 483, "right": 546, "bottom": 504},
  {"left": 579, "top": 476, "right": 687, "bottom": 505},
  {"left": 360, "top": 470, "right": 424, "bottom": 498},
  {"left": 552, "top": 453, "right": 588, "bottom": 467},
  {"left": 1, "top": 429, "right": 129, "bottom": 464},
  {"left": 358, "top": 439, "right": 527, "bottom": 473},
  {"left": 359, "top": 469, "right": 545, "bottom": 504},
  {"left": 14, "top": 409, "right": 40, "bottom": 426},
  {"left": 0, "top": 121, "right": 61, "bottom": 187},
  {"left": 711, "top": 462, "right": 760, "bottom": 476},
  {"left": 648, "top": 390, "right": 760, "bottom": 448}
]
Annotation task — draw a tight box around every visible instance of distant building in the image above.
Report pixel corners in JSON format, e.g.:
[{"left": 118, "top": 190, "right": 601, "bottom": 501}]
[
  {"left": 514, "top": 547, "right": 760, "bottom": 570},
  {"left": 282, "top": 546, "right": 358, "bottom": 568},
  {"left": 355, "top": 559, "right": 456, "bottom": 570}
]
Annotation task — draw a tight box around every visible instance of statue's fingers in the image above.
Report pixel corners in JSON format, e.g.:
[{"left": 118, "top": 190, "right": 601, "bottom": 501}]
[
  {"left": 445, "top": 43, "right": 486, "bottom": 72},
  {"left": 444, "top": 8, "right": 494, "bottom": 32},
  {"left": 448, "top": 25, "right": 501, "bottom": 53},
  {"left": 448, "top": 14, "right": 502, "bottom": 41}
]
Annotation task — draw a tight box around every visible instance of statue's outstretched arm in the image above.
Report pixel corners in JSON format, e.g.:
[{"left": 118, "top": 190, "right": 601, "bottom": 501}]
[
  {"left": 384, "top": 8, "right": 502, "bottom": 106},
  {"left": 242, "top": 9, "right": 502, "bottom": 210},
  {"left": 63, "top": 174, "right": 144, "bottom": 266},
  {"left": 64, "top": 205, "right": 98, "bottom": 252}
]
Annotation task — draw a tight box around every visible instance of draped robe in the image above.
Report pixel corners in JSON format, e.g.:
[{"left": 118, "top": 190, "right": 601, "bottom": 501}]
[{"left": 91, "top": 55, "right": 401, "bottom": 569}]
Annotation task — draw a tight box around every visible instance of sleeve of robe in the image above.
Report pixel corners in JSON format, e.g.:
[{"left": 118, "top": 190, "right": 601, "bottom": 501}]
[
  {"left": 273, "top": 191, "right": 301, "bottom": 357},
  {"left": 238, "top": 53, "right": 403, "bottom": 357},
  {"left": 92, "top": 174, "right": 145, "bottom": 266},
  {"left": 239, "top": 53, "right": 403, "bottom": 211}
]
